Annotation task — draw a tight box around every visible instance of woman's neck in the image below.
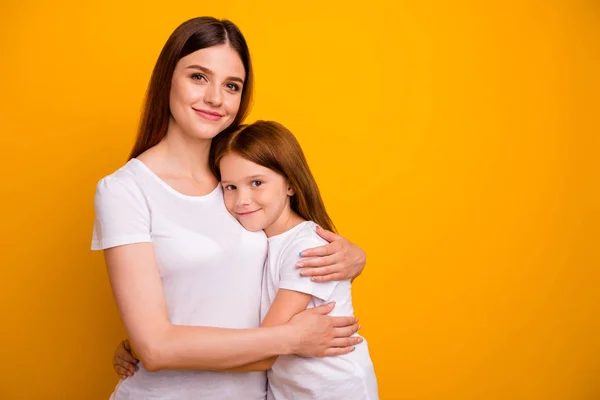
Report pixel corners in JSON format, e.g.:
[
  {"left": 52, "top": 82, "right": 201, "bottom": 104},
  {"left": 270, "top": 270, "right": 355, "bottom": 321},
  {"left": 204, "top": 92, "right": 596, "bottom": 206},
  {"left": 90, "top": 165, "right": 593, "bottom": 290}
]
[{"left": 141, "top": 118, "right": 214, "bottom": 180}]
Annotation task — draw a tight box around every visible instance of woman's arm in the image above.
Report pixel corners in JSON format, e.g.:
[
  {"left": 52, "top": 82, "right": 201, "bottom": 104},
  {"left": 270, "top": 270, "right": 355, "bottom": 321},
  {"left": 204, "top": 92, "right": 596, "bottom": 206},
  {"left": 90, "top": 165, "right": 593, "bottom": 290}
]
[
  {"left": 223, "top": 289, "right": 362, "bottom": 373},
  {"left": 106, "top": 243, "right": 361, "bottom": 372},
  {"left": 296, "top": 226, "right": 367, "bottom": 282}
]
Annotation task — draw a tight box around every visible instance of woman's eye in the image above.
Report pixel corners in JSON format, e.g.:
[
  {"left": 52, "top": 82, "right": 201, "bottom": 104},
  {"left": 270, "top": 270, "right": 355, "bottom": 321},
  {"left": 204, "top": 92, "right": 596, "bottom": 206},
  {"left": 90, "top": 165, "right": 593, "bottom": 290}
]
[
  {"left": 251, "top": 181, "right": 262, "bottom": 187},
  {"left": 191, "top": 73, "right": 207, "bottom": 82},
  {"left": 226, "top": 83, "right": 240, "bottom": 92},
  {"left": 225, "top": 184, "right": 237, "bottom": 191}
]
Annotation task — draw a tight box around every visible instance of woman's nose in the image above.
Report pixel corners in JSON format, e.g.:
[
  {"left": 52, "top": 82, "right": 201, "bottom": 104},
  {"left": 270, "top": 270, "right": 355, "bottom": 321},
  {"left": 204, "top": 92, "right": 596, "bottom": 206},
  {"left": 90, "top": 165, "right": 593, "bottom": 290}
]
[{"left": 203, "top": 82, "right": 223, "bottom": 107}]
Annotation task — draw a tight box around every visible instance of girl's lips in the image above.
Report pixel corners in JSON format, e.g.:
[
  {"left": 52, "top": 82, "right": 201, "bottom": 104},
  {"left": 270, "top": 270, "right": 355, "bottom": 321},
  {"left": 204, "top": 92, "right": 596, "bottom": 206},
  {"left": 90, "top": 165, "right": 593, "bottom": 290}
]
[
  {"left": 237, "top": 209, "right": 260, "bottom": 217},
  {"left": 193, "top": 108, "right": 223, "bottom": 121}
]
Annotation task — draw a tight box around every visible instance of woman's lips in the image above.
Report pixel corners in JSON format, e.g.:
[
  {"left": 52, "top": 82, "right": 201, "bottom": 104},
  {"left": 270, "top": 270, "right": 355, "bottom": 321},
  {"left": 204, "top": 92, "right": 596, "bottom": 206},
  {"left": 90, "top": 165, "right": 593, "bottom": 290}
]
[{"left": 193, "top": 108, "right": 223, "bottom": 121}]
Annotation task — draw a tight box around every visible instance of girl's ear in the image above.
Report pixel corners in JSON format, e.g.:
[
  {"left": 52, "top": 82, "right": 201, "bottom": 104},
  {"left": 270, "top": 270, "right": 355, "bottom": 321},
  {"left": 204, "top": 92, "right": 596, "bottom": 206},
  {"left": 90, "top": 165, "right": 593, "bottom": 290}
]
[{"left": 287, "top": 183, "right": 295, "bottom": 196}]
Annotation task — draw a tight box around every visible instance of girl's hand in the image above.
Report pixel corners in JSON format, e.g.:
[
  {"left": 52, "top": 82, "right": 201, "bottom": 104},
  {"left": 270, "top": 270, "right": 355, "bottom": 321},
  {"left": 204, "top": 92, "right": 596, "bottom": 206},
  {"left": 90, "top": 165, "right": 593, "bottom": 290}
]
[
  {"left": 296, "top": 226, "right": 366, "bottom": 282},
  {"left": 287, "top": 303, "right": 362, "bottom": 357},
  {"left": 113, "top": 339, "right": 139, "bottom": 379}
]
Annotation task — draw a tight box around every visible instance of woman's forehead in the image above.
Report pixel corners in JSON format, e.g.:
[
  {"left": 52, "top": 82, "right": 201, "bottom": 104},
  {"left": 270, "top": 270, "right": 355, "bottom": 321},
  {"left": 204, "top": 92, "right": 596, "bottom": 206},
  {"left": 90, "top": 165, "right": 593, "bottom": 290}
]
[{"left": 176, "top": 44, "right": 246, "bottom": 80}]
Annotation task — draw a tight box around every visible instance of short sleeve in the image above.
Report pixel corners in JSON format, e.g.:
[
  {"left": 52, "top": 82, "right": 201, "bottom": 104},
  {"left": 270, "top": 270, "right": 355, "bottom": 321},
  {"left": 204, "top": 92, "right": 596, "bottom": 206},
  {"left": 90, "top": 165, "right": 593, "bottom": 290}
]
[
  {"left": 91, "top": 176, "right": 152, "bottom": 250},
  {"left": 278, "top": 236, "right": 339, "bottom": 302}
]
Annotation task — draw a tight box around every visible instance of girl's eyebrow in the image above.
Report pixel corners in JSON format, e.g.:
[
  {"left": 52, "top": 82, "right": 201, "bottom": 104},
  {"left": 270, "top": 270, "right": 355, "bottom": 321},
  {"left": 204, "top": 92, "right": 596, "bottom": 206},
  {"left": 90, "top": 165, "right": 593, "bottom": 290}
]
[
  {"left": 221, "top": 174, "right": 266, "bottom": 185},
  {"left": 186, "top": 64, "right": 245, "bottom": 84}
]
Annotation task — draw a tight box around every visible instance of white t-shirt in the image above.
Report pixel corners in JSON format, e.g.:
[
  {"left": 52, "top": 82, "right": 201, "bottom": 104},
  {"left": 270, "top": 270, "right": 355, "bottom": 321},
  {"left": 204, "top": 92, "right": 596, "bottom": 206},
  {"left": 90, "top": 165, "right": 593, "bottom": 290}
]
[
  {"left": 261, "top": 221, "right": 379, "bottom": 400},
  {"left": 92, "top": 159, "right": 268, "bottom": 400}
]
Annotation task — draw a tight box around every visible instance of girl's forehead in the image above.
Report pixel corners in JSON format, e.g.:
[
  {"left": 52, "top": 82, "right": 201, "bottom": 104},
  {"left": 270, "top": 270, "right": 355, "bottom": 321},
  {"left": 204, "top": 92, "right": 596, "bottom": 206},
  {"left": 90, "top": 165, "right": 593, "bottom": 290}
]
[
  {"left": 221, "top": 153, "right": 267, "bottom": 172},
  {"left": 220, "top": 153, "right": 284, "bottom": 180}
]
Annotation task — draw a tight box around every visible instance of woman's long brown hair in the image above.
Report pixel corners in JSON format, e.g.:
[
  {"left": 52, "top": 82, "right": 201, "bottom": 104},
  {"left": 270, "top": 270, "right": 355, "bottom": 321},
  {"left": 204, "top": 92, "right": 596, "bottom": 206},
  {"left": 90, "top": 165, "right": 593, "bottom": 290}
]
[
  {"left": 129, "top": 17, "right": 253, "bottom": 159},
  {"left": 211, "top": 121, "right": 336, "bottom": 232}
]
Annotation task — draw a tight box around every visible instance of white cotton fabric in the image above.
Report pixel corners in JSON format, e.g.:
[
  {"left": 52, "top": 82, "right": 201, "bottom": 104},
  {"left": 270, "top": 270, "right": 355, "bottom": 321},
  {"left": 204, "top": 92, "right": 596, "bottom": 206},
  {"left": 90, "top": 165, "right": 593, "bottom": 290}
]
[
  {"left": 92, "top": 159, "right": 268, "bottom": 400},
  {"left": 261, "top": 221, "right": 379, "bottom": 400}
]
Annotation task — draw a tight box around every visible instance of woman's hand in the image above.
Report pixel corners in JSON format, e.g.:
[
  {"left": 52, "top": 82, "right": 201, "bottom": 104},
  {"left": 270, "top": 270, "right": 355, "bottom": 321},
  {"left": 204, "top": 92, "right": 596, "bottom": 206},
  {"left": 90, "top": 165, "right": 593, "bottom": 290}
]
[
  {"left": 287, "top": 303, "right": 361, "bottom": 357},
  {"left": 113, "top": 339, "right": 139, "bottom": 379},
  {"left": 296, "top": 226, "right": 366, "bottom": 282}
]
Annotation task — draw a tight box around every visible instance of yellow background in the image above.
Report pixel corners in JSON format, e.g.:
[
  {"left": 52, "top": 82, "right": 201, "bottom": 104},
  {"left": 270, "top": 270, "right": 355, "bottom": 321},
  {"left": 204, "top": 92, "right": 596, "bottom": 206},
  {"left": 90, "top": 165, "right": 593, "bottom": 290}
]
[{"left": 1, "top": 0, "right": 598, "bottom": 399}]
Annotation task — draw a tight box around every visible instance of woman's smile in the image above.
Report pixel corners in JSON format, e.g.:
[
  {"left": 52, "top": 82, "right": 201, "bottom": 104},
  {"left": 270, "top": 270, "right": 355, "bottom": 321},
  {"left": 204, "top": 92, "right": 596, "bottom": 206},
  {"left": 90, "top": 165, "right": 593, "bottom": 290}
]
[{"left": 193, "top": 107, "right": 223, "bottom": 121}]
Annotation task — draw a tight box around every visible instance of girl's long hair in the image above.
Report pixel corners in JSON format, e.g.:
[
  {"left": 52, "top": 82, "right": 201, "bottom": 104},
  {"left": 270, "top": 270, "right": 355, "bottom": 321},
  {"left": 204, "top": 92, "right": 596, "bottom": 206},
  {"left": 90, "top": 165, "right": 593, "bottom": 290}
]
[
  {"left": 129, "top": 17, "right": 253, "bottom": 159},
  {"left": 211, "top": 121, "right": 336, "bottom": 232}
]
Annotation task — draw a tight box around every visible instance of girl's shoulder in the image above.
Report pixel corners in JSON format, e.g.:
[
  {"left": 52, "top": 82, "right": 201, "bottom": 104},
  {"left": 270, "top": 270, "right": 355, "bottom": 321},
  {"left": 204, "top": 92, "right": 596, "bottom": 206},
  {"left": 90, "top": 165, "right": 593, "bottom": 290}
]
[
  {"left": 277, "top": 221, "right": 327, "bottom": 255},
  {"left": 293, "top": 220, "right": 326, "bottom": 241},
  {"left": 271, "top": 221, "right": 342, "bottom": 302}
]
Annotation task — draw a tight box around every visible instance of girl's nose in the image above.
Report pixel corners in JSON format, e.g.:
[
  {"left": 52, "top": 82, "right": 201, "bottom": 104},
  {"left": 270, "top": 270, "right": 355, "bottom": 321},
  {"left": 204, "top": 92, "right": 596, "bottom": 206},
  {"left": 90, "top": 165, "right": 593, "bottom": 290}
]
[{"left": 236, "top": 189, "right": 252, "bottom": 206}]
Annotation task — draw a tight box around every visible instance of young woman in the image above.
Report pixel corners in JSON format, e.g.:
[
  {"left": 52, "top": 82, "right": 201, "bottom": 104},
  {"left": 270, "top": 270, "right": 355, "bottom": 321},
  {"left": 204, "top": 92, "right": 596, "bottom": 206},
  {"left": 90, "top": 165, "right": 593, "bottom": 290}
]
[
  {"left": 93, "top": 17, "right": 367, "bottom": 399},
  {"left": 113, "top": 121, "right": 379, "bottom": 399}
]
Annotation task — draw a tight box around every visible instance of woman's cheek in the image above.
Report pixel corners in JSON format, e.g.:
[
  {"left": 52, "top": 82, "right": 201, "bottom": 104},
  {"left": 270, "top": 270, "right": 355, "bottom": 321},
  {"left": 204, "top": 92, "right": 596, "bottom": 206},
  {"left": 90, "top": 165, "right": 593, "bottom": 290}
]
[{"left": 225, "top": 95, "right": 241, "bottom": 117}]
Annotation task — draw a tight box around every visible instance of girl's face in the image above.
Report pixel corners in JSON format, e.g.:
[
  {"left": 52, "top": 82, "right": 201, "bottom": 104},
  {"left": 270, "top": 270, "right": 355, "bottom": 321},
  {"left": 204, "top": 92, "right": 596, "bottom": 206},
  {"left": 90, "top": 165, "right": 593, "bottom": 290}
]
[
  {"left": 220, "top": 153, "right": 295, "bottom": 236},
  {"left": 169, "top": 44, "right": 245, "bottom": 140}
]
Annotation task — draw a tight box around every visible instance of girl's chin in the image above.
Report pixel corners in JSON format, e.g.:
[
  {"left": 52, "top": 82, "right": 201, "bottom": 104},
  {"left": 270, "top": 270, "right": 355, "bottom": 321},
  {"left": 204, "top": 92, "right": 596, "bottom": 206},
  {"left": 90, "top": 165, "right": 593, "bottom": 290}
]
[{"left": 238, "top": 221, "right": 266, "bottom": 233}]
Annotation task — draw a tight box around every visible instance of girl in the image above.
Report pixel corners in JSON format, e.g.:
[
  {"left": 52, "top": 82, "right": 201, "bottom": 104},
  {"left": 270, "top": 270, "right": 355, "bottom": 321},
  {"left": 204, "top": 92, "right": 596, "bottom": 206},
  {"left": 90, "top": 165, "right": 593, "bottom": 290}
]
[
  {"left": 115, "top": 121, "right": 379, "bottom": 399},
  {"left": 94, "top": 17, "right": 367, "bottom": 399}
]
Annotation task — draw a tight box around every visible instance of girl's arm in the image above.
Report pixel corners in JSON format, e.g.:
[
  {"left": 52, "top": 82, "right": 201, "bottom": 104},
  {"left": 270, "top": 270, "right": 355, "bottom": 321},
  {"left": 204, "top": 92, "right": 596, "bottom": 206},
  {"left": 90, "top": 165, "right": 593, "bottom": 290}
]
[
  {"left": 296, "top": 226, "right": 367, "bottom": 282},
  {"left": 223, "top": 289, "right": 362, "bottom": 372},
  {"left": 106, "top": 243, "right": 361, "bottom": 372},
  {"left": 221, "top": 233, "right": 363, "bottom": 373}
]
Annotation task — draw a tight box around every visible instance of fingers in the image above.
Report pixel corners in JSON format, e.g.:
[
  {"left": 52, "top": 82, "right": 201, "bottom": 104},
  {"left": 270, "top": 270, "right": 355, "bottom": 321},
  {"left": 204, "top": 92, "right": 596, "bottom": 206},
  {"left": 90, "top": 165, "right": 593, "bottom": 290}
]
[
  {"left": 114, "top": 355, "right": 137, "bottom": 376},
  {"left": 118, "top": 355, "right": 138, "bottom": 371},
  {"left": 310, "top": 302, "right": 335, "bottom": 315},
  {"left": 323, "top": 346, "right": 356, "bottom": 357},
  {"left": 119, "top": 339, "right": 140, "bottom": 363},
  {"left": 115, "top": 364, "right": 132, "bottom": 379},
  {"left": 321, "top": 332, "right": 363, "bottom": 358},
  {"left": 331, "top": 316, "right": 359, "bottom": 328},
  {"left": 319, "top": 334, "right": 363, "bottom": 358},
  {"left": 331, "top": 336, "right": 363, "bottom": 348},
  {"left": 309, "top": 273, "right": 345, "bottom": 282},
  {"left": 297, "top": 254, "right": 339, "bottom": 270},
  {"left": 333, "top": 323, "right": 360, "bottom": 337},
  {"left": 298, "top": 242, "right": 338, "bottom": 258},
  {"left": 315, "top": 225, "right": 342, "bottom": 243},
  {"left": 123, "top": 352, "right": 139, "bottom": 364},
  {"left": 298, "top": 262, "right": 343, "bottom": 277}
]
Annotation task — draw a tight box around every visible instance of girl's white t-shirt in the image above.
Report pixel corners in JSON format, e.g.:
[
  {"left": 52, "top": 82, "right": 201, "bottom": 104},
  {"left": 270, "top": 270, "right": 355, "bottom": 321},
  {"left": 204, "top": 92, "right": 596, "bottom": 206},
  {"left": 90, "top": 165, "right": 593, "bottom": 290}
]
[
  {"left": 92, "top": 159, "right": 268, "bottom": 400},
  {"left": 261, "top": 221, "right": 379, "bottom": 400}
]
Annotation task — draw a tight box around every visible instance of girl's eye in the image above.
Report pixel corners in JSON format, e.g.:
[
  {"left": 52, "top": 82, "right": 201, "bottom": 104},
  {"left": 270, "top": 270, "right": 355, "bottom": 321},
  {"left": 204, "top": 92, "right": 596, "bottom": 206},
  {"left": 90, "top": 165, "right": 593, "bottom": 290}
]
[
  {"left": 251, "top": 181, "right": 262, "bottom": 187},
  {"left": 225, "top": 184, "right": 237, "bottom": 191},
  {"left": 191, "top": 73, "right": 207, "bottom": 82},
  {"left": 226, "top": 83, "right": 241, "bottom": 92}
]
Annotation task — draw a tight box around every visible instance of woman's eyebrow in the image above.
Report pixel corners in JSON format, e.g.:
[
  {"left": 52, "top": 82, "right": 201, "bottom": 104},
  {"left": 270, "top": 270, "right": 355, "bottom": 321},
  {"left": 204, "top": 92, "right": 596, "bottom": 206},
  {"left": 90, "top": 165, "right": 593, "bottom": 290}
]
[{"left": 186, "top": 64, "right": 245, "bottom": 84}]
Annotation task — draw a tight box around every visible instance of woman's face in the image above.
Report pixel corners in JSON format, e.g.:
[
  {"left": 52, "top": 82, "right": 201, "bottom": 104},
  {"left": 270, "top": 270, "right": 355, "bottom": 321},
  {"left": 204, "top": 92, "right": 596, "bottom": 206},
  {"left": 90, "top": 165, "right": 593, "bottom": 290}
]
[{"left": 169, "top": 44, "right": 246, "bottom": 140}]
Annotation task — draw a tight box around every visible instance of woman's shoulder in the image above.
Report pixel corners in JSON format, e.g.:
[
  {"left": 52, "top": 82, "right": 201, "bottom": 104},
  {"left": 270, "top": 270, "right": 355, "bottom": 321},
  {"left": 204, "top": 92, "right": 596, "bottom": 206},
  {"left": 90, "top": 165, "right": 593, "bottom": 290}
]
[
  {"left": 97, "top": 159, "right": 144, "bottom": 185},
  {"left": 95, "top": 159, "right": 148, "bottom": 199}
]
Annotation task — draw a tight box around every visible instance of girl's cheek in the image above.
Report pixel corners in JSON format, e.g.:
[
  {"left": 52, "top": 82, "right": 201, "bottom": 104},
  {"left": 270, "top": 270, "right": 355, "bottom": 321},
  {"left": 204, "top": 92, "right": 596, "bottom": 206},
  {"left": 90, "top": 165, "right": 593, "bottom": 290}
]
[{"left": 223, "top": 195, "right": 235, "bottom": 213}]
